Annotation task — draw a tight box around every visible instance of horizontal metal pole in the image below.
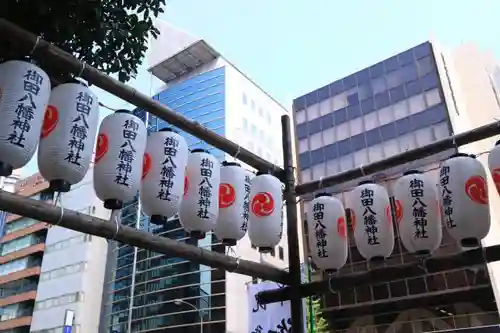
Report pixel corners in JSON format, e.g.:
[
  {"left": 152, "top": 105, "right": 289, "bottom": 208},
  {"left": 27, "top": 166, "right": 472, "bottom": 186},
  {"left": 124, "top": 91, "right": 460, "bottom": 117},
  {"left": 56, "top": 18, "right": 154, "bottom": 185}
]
[
  {"left": 0, "top": 19, "right": 284, "bottom": 178},
  {"left": 0, "top": 190, "right": 289, "bottom": 284},
  {"left": 256, "top": 244, "right": 500, "bottom": 304},
  {"left": 296, "top": 119, "right": 500, "bottom": 195}
]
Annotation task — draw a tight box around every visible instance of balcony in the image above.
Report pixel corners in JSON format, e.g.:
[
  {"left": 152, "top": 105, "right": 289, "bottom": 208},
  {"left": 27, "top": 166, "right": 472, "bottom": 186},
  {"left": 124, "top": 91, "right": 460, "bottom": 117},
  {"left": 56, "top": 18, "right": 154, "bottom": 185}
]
[
  {"left": 0, "top": 267, "right": 41, "bottom": 285},
  {"left": 0, "top": 306, "right": 33, "bottom": 331},
  {"left": 0, "top": 290, "right": 36, "bottom": 308},
  {"left": 0, "top": 243, "right": 45, "bottom": 265},
  {"left": 1, "top": 223, "right": 49, "bottom": 243}
]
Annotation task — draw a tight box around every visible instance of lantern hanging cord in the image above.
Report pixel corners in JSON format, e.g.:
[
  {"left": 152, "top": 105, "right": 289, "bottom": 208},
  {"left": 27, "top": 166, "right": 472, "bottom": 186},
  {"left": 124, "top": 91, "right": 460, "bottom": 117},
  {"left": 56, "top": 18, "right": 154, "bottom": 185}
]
[
  {"left": 77, "top": 62, "right": 86, "bottom": 78},
  {"left": 417, "top": 255, "right": 429, "bottom": 274},
  {"left": 29, "top": 36, "right": 41, "bottom": 56},
  {"left": 53, "top": 193, "right": 64, "bottom": 226},
  {"left": 233, "top": 145, "right": 241, "bottom": 160},
  {"left": 327, "top": 275, "right": 338, "bottom": 294},
  {"left": 99, "top": 102, "right": 118, "bottom": 112},
  {"left": 109, "top": 209, "right": 121, "bottom": 240},
  {"left": 226, "top": 246, "right": 241, "bottom": 273}
]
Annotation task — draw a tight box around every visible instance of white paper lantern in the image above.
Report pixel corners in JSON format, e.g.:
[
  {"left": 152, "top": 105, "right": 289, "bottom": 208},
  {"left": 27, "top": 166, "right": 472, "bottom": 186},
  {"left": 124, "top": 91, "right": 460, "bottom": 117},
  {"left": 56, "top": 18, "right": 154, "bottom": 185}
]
[
  {"left": 488, "top": 140, "right": 500, "bottom": 196},
  {"left": 214, "top": 162, "right": 247, "bottom": 246},
  {"left": 347, "top": 180, "right": 394, "bottom": 261},
  {"left": 308, "top": 193, "right": 348, "bottom": 272},
  {"left": 438, "top": 153, "right": 490, "bottom": 247},
  {"left": 0, "top": 60, "right": 51, "bottom": 175},
  {"left": 37, "top": 80, "right": 99, "bottom": 192},
  {"left": 393, "top": 170, "right": 442, "bottom": 255},
  {"left": 93, "top": 110, "right": 147, "bottom": 210},
  {"left": 248, "top": 172, "right": 283, "bottom": 252},
  {"left": 179, "top": 149, "right": 220, "bottom": 239},
  {"left": 140, "top": 128, "right": 189, "bottom": 224}
]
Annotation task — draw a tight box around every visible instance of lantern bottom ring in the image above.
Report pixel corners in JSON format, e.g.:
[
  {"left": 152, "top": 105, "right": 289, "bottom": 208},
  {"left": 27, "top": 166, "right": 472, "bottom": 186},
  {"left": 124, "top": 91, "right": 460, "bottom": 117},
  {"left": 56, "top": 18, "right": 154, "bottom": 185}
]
[
  {"left": 189, "top": 231, "right": 206, "bottom": 240},
  {"left": 461, "top": 237, "right": 480, "bottom": 248},
  {"left": 416, "top": 249, "right": 431, "bottom": 257},
  {"left": 222, "top": 239, "right": 237, "bottom": 247},
  {"left": 49, "top": 179, "right": 72, "bottom": 193},
  {"left": 150, "top": 215, "right": 167, "bottom": 225},
  {"left": 370, "top": 256, "right": 386, "bottom": 263},
  {"left": 259, "top": 247, "right": 273, "bottom": 254},
  {"left": 324, "top": 268, "right": 338, "bottom": 275},
  {"left": 104, "top": 199, "right": 123, "bottom": 210},
  {"left": 0, "top": 162, "right": 13, "bottom": 177}
]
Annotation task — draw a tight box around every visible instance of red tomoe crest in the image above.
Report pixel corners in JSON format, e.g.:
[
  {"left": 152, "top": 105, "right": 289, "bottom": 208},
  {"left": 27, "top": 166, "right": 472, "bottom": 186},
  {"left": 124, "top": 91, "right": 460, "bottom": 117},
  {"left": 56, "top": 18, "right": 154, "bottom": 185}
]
[
  {"left": 337, "top": 216, "right": 347, "bottom": 239},
  {"left": 465, "top": 175, "right": 488, "bottom": 205},
  {"left": 94, "top": 133, "right": 108, "bottom": 164},
  {"left": 41, "top": 105, "right": 59, "bottom": 139},
  {"left": 183, "top": 172, "right": 189, "bottom": 198},
  {"left": 219, "top": 183, "right": 236, "bottom": 209},
  {"left": 386, "top": 199, "right": 403, "bottom": 225},
  {"left": 491, "top": 167, "right": 500, "bottom": 195},
  {"left": 142, "top": 153, "right": 152, "bottom": 180},
  {"left": 251, "top": 192, "right": 275, "bottom": 217}
]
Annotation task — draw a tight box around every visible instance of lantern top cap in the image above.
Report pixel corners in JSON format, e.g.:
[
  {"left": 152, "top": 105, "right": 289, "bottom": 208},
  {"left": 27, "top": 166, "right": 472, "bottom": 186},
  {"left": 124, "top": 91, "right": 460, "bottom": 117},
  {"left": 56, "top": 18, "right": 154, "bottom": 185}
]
[
  {"left": 159, "top": 127, "right": 178, "bottom": 133},
  {"left": 403, "top": 170, "right": 421, "bottom": 176},
  {"left": 191, "top": 148, "right": 209, "bottom": 154},
  {"left": 222, "top": 161, "right": 241, "bottom": 167},
  {"left": 496, "top": 140, "right": 500, "bottom": 146},
  {"left": 449, "top": 152, "right": 475, "bottom": 159},
  {"left": 358, "top": 180, "right": 374, "bottom": 186},
  {"left": 314, "top": 192, "right": 331, "bottom": 198},
  {"left": 66, "top": 78, "right": 88, "bottom": 87},
  {"left": 115, "top": 109, "right": 131, "bottom": 114},
  {"left": 256, "top": 171, "right": 271, "bottom": 176}
]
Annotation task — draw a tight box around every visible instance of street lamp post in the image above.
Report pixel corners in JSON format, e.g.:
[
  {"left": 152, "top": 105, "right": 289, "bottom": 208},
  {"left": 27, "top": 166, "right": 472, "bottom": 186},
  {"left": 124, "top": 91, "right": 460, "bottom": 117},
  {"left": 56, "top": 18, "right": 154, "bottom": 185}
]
[{"left": 174, "top": 299, "right": 203, "bottom": 333}]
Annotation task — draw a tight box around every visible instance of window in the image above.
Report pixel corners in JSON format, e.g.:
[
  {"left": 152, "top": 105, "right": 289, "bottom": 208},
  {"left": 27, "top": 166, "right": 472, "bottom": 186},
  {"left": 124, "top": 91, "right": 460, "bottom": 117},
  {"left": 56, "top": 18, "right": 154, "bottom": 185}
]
[
  {"left": 318, "top": 99, "right": 331, "bottom": 116},
  {"left": 296, "top": 110, "right": 306, "bottom": 124},
  {"left": 424, "top": 88, "right": 441, "bottom": 107},
  {"left": 250, "top": 100, "right": 255, "bottom": 110},
  {"left": 335, "top": 122, "right": 350, "bottom": 142},
  {"left": 251, "top": 124, "right": 257, "bottom": 137},
  {"left": 339, "top": 155, "right": 354, "bottom": 172},
  {"left": 0, "top": 258, "right": 28, "bottom": 276},
  {"left": 40, "top": 262, "right": 86, "bottom": 281},
  {"left": 371, "top": 77, "right": 387, "bottom": 94},
  {"left": 1, "top": 235, "right": 38, "bottom": 256},
  {"left": 300, "top": 169, "right": 312, "bottom": 183},
  {"left": 398, "top": 133, "right": 417, "bottom": 152},
  {"left": 309, "top": 133, "right": 323, "bottom": 151},
  {"left": 377, "top": 106, "right": 394, "bottom": 126},
  {"left": 326, "top": 160, "right": 339, "bottom": 175},
  {"left": 432, "top": 122, "right": 450, "bottom": 140},
  {"left": 242, "top": 118, "right": 249, "bottom": 130},
  {"left": 306, "top": 104, "right": 320, "bottom": 121},
  {"left": 368, "top": 145, "right": 384, "bottom": 163},
  {"left": 332, "top": 93, "right": 347, "bottom": 111},
  {"left": 45, "top": 234, "right": 90, "bottom": 253},
  {"left": 363, "top": 112, "right": 378, "bottom": 131},
  {"left": 298, "top": 139, "right": 309, "bottom": 154},
  {"left": 353, "top": 149, "right": 368, "bottom": 166},
  {"left": 408, "top": 94, "right": 426, "bottom": 114},
  {"left": 266, "top": 111, "right": 271, "bottom": 124},
  {"left": 322, "top": 128, "right": 335, "bottom": 146},
  {"left": 35, "top": 292, "right": 84, "bottom": 310},
  {"left": 349, "top": 118, "right": 364, "bottom": 136},
  {"left": 312, "top": 164, "right": 325, "bottom": 179},
  {"left": 258, "top": 107, "right": 263, "bottom": 117},
  {"left": 383, "top": 139, "right": 400, "bottom": 157},
  {"left": 242, "top": 93, "right": 247, "bottom": 105},
  {"left": 414, "top": 127, "right": 433, "bottom": 147},
  {"left": 393, "top": 100, "right": 410, "bottom": 121},
  {"left": 4, "top": 217, "right": 37, "bottom": 234}
]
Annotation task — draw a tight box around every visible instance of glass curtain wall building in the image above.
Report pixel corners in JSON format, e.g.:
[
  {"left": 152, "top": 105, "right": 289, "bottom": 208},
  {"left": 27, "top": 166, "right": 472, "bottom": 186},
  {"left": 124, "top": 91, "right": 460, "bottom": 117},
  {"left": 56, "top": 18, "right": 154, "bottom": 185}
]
[{"left": 294, "top": 42, "right": 500, "bottom": 332}]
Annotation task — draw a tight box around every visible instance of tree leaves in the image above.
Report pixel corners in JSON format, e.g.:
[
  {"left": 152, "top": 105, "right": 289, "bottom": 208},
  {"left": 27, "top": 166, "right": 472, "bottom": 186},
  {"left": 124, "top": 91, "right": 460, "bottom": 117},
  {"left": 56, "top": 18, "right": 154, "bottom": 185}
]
[{"left": 1, "top": 0, "right": 166, "bottom": 82}]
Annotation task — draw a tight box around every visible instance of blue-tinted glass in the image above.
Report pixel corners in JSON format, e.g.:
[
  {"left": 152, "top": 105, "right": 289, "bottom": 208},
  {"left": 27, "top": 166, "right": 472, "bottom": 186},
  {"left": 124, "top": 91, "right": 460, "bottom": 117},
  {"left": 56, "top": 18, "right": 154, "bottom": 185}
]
[
  {"left": 369, "top": 63, "right": 384, "bottom": 78},
  {"left": 379, "top": 123, "right": 397, "bottom": 140},
  {"left": 320, "top": 114, "right": 334, "bottom": 129},
  {"left": 318, "top": 86, "right": 330, "bottom": 101},
  {"left": 346, "top": 104, "right": 361, "bottom": 120},
  {"left": 299, "top": 153, "right": 311, "bottom": 169},
  {"left": 389, "top": 85, "right": 406, "bottom": 103},
  {"left": 358, "top": 84, "right": 372, "bottom": 100},
  {"left": 294, "top": 97, "right": 306, "bottom": 111},
  {"left": 337, "top": 138, "right": 352, "bottom": 156},
  {"left": 412, "top": 104, "right": 447, "bottom": 128},
  {"left": 343, "top": 74, "right": 357, "bottom": 90},
  {"left": 351, "top": 134, "right": 366, "bottom": 151},
  {"left": 329, "top": 80, "right": 343, "bottom": 95},
  {"left": 384, "top": 56, "right": 399, "bottom": 73},
  {"left": 420, "top": 73, "right": 439, "bottom": 91},
  {"left": 356, "top": 69, "right": 371, "bottom": 84},
  {"left": 307, "top": 118, "right": 322, "bottom": 135},
  {"left": 400, "top": 63, "right": 419, "bottom": 83},
  {"left": 324, "top": 143, "right": 338, "bottom": 160},
  {"left": 365, "top": 128, "right": 382, "bottom": 146},
  {"left": 417, "top": 56, "right": 435, "bottom": 77},
  {"left": 398, "top": 49, "right": 414, "bottom": 66},
  {"left": 333, "top": 108, "right": 347, "bottom": 124},
  {"left": 414, "top": 42, "right": 431, "bottom": 59},
  {"left": 347, "top": 93, "right": 359, "bottom": 106},
  {"left": 296, "top": 123, "right": 308, "bottom": 139},
  {"left": 386, "top": 69, "right": 404, "bottom": 89},
  {"left": 395, "top": 117, "right": 412, "bottom": 135},
  {"left": 305, "top": 91, "right": 318, "bottom": 107},
  {"left": 311, "top": 148, "right": 325, "bottom": 165},
  {"left": 374, "top": 91, "right": 390, "bottom": 109},
  {"left": 361, "top": 98, "right": 375, "bottom": 114},
  {"left": 405, "top": 80, "right": 422, "bottom": 97}
]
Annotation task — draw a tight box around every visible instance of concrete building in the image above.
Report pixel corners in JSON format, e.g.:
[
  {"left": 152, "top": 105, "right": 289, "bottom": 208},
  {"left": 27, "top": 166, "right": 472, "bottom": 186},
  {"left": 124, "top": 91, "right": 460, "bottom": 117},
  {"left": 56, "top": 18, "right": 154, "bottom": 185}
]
[
  {"left": 294, "top": 41, "right": 500, "bottom": 332},
  {"left": 103, "top": 20, "right": 290, "bottom": 333},
  {"left": 0, "top": 171, "right": 109, "bottom": 333}
]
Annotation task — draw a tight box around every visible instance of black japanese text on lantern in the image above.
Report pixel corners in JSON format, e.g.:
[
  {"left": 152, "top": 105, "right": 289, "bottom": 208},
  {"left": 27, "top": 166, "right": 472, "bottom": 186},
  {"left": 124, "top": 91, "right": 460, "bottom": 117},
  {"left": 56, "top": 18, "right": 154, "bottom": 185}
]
[
  {"left": 157, "top": 136, "right": 179, "bottom": 201},
  {"left": 8, "top": 69, "right": 44, "bottom": 147},
  {"left": 312, "top": 201, "right": 328, "bottom": 258},
  {"left": 251, "top": 319, "right": 292, "bottom": 333},
  {"left": 197, "top": 157, "right": 214, "bottom": 219},
  {"left": 409, "top": 177, "right": 428, "bottom": 238},
  {"left": 115, "top": 118, "right": 139, "bottom": 187},
  {"left": 440, "top": 166, "right": 455, "bottom": 228},
  {"left": 66, "top": 91, "right": 93, "bottom": 165},
  {"left": 361, "top": 188, "right": 379, "bottom": 245},
  {"left": 241, "top": 175, "right": 251, "bottom": 231}
]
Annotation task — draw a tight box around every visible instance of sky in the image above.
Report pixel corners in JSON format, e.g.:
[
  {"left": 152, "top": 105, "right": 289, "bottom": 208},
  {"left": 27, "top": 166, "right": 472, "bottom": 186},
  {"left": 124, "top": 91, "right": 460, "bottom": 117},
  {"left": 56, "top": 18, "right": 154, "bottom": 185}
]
[{"left": 21, "top": 0, "right": 500, "bottom": 176}]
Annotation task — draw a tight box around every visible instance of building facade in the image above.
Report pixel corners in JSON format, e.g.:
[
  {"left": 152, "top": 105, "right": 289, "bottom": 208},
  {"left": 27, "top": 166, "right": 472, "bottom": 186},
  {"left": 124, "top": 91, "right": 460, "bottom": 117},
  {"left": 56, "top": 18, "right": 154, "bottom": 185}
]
[
  {"left": 0, "top": 171, "right": 109, "bottom": 333},
  {"left": 103, "top": 20, "right": 289, "bottom": 333},
  {"left": 294, "top": 41, "right": 500, "bottom": 332}
]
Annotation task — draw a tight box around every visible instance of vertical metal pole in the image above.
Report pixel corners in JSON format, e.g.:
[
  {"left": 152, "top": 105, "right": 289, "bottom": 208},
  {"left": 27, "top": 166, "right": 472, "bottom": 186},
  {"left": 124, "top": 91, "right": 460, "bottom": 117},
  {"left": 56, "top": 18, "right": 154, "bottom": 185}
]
[{"left": 281, "top": 115, "right": 304, "bottom": 333}]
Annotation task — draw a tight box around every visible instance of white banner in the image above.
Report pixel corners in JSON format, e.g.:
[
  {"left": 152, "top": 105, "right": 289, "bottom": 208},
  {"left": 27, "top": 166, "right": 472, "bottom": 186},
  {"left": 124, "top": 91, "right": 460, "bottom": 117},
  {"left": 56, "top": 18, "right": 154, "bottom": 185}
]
[{"left": 248, "top": 282, "right": 294, "bottom": 333}]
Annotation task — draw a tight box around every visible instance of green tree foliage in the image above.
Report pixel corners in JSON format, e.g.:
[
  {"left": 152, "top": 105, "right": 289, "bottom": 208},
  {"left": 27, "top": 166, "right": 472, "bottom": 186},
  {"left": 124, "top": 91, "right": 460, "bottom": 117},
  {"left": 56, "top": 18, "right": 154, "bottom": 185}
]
[
  {"left": 2, "top": 0, "right": 165, "bottom": 82},
  {"left": 306, "top": 298, "right": 329, "bottom": 333}
]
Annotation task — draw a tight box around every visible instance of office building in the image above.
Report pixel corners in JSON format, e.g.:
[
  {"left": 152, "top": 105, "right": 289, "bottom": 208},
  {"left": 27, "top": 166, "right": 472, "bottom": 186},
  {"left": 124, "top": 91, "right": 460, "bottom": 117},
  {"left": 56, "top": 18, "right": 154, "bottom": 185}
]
[
  {"left": 0, "top": 171, "right": 109, "bottom": 333},
  {"left": 103, "top": 20, "right": 290, "bottom": 333},
  {"left": 294, "top": 41, "right": 500, "bottom": 332}
]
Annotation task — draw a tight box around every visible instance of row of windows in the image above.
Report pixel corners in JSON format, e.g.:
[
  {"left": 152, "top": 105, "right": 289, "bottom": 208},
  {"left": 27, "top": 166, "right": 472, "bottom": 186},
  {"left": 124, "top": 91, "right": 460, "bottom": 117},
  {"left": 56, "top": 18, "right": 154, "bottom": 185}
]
[
  {"left": 1, "top": 234, "right": 41, "bottom": 256},
  {"left": 45, "top": 234, "right": 92, "bottom": 254},
  {"left": 242, "top": 93, "right": 273, "bottom": 124},
  {"left": 35, "top": 292, "right": 85, "bottom": 310},
  {"left": 39, "top": 261, "right": 86, "bottom": 281},
  {"left": 0, "top": 304, "right": 32, "bottom": 322},
  {"left": 294, "top": 42, "right": 433, "bottom": 110},
  {"left": 31, "top": 325, "right": 81, "bottom": 333},
  {"left": 296, "top": 70, "right": 440, "bottom": 139},
  {"left": 4, "top": 217, "right": 38, "bottom": 235},
  {"left": 299, "top": 102, "right": 448, "bottom": 169},
  {"left": 298, "top": 89, "right": 441, "bottom": 154}
]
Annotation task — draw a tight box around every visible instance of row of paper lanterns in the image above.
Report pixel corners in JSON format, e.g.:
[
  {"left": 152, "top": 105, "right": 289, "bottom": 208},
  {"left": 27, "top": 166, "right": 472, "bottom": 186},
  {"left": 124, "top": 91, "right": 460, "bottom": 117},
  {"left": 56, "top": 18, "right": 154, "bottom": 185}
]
[
  {"left": 308, "top": 152, "right": 499, "bottom": 272},
  {"left": 0, "top": 60, "right": 284, "bottom": 250}
]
